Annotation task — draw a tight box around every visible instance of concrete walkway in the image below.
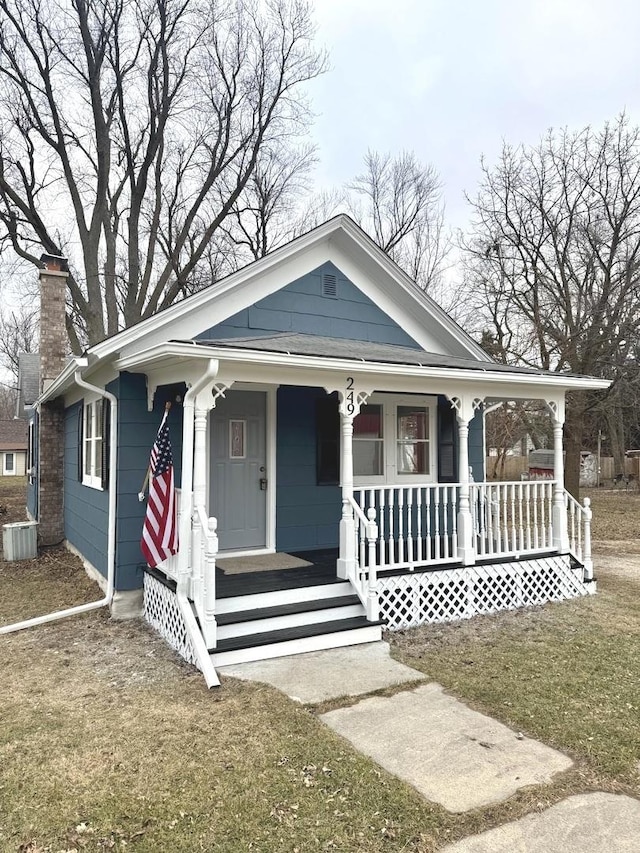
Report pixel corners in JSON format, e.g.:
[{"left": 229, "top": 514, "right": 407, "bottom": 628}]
[
  {"left": 218, "top": 641, "right": 423, "bottom": 702},
  {"left": 221, "top": 641, "right": 640, "bottom": 849},
  {"left": 321, "top": 682, "right": 573, "bottom": 812},
  {"left": 440, "top": 792, "right": 640, "bottom": 852}
]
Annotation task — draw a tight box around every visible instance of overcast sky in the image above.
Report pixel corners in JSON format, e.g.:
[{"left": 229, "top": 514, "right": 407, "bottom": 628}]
[{"left": 308, "top": 0, "right": 640, "bottom": 230}]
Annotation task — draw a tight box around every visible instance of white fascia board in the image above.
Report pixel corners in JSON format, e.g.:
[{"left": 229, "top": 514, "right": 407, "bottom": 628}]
[
  {"left": 113, "top": 341, "right": 611, "bottom": 395},
  {"left": 38, "top": 358, "right": 88, "bottom": 404}
]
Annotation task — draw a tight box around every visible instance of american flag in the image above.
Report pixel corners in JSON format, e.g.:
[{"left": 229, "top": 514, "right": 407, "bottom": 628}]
[{"left": 141, "top": 409, "right": 178, "bottom": 568}]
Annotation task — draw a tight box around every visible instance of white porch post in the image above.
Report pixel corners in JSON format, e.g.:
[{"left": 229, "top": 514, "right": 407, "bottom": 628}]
[
  {"left": 450, "top": 395, "right": 481, "bottom": 566},
  {"left": 178, "top": 361, "right": 218, "bottom": 594},
  {"left": 337, "top": 411, "right": 355, "bottom": 580},
  {"left": 190, "top": 404, "right": 208, "bottom": 605},
  {"left": 331, "top": 380, "right": 372, "bottom": 581},
  {"left": 548, "top": 397, "right": 570, "bottom": 553}
]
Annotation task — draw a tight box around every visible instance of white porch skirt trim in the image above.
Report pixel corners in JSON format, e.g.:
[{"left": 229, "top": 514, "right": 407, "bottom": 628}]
[
  {"left": 143, "top": 572, "right": 198, "bottom": 668},
  {"left": 377, "top": 555, "right": 589, "bottom": 630}
]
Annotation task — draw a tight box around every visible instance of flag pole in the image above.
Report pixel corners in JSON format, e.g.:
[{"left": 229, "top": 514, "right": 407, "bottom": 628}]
[{"left": 138, "top": 401, "right": 173, "bottom": 501}]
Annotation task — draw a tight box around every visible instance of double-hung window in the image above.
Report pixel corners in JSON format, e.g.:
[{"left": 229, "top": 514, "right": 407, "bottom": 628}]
[
  {"left": 82, "top": 398, "right": 104, "bottom": 488},
  {"left": 353, "top": 395, "right": 436, "bottom": 485}
]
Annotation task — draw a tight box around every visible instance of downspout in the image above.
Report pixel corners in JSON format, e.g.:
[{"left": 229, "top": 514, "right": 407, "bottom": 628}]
[{"left": 0, "top": 363, "right": 117, "bottom": 635}]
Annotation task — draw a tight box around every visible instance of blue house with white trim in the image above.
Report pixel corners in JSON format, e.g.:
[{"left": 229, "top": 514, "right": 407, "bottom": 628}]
[{"left": 30, "top": 217, "right": 607, "bottom": 686}]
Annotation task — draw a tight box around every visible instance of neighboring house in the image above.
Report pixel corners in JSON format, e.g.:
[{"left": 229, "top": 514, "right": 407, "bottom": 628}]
[
  {"left": 0, "top": 419, "right": 28, "bottom": 476},
  {"left": 27, "top": 217, "right": 609, "bottom": 685}
]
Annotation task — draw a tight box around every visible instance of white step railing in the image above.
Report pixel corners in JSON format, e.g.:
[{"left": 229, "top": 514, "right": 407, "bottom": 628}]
[
  {"left": 191, "top": 503, "right": 219, "bottom": 648},
  {"left": 470, "top": 480, "right": 555, "bottom": 558},
  {"left": 354, "top": 485, "right": 460, "bottom": 570},
  {"left": 565, "top": 492, "right": 593, "bottom": 579},
  {"left": 347, "top": 496, "right": 379, "bottom": 620}
]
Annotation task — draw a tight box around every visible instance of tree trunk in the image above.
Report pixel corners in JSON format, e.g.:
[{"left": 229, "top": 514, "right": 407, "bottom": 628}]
[
  {"left": 605, "top": 403, "right": 626, "bottom": 475},
  {"left": 564, "top": 394, "right": 585, "bottom": 499}
]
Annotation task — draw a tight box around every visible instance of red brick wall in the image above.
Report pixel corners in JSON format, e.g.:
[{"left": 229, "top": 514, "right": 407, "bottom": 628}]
[
  {"left": 38, "top": 265, "right": 68, "bottom": 544},
  {"left": 38, "top": 399, "right": 65, "bottom": 544}
]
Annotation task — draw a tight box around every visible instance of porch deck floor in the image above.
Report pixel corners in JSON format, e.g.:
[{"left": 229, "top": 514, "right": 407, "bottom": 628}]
[
  {"left": 216, "top": 550, "right": 340, "bottom": 599},
  {"left": 214, "top": 547, "right": 566, "bottom": 599}
]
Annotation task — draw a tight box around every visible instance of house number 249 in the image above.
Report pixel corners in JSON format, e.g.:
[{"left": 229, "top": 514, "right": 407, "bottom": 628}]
[{"left": 345, "top": 377, "right": 355, "bottom": 415}]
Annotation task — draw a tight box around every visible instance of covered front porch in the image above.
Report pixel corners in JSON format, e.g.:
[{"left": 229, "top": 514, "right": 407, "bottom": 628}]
[{"left": 116, "top": 337, "right": 602, "bottom": 681}]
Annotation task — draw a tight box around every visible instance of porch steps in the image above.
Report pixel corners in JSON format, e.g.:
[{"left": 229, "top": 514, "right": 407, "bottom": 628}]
[
  {"left": 209, "top": 579, "right": 382, "bottom": 666},
  {"left": 216, "top": 594, "right": 365, "bottom": 640},
  {"left": 210, "top": 617, "right": 382, "bottom": 667},
  {"left": 215, "top": 580, "right": 355, "bottom": 614}
]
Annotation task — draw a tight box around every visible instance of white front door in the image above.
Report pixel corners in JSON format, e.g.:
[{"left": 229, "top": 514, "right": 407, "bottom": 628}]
[{"left": 209, "top": 390, "right": 267, "bottom": 551}]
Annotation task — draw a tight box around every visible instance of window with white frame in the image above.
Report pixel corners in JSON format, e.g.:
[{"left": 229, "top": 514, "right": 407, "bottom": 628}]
[
  {"left": 83, "top": 398, "right": 104, "bottom": 488},
  {"left": 353, "top": 395, "right": 436, "bottom": 484},
  {"left": 3, "top": 452, "right": 15, "bottom": 475}
]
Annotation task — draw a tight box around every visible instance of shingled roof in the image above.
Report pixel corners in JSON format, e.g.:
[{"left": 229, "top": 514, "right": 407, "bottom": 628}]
[
  {"left": 0, "top": 419, "right": 28, "bottom": 451},
  {"left": 17, "top": 352, "right": 40, "bottom": 416}
]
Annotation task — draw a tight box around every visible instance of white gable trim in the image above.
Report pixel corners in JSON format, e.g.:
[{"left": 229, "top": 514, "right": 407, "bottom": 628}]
[{"left": 91, "top": 216, "right": 490, "bottom": 365}]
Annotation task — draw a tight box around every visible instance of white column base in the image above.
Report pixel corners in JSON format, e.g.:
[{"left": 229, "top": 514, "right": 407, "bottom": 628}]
[{"left": 457, "top": 508, "right": 476, "bottom": 566}]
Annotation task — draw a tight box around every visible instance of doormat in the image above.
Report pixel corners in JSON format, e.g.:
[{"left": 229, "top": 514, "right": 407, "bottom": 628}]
[{"left": 217, "top": 552, "right": 313, "bottom": 574}]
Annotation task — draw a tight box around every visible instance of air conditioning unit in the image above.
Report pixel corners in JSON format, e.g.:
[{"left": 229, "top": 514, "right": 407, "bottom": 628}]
[{"left": 3, "top": 521, "right": 38, "bottom": 561}]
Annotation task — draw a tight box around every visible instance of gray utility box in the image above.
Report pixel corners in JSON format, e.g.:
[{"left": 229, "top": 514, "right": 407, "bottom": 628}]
[{"left": 3, "top": 521, "right": 38, "bottom": 561}]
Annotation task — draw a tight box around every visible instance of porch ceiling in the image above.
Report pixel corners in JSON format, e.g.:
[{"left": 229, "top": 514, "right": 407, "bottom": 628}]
[{"left": 113, "top": 335, "right": 611, "bottom": 400}]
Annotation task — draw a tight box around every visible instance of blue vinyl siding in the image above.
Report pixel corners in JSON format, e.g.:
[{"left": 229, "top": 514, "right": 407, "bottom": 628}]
[
  {"left": 64, "top": 400, "right": 109, "bottom": 577},
  {"left": 197, "top": 262, "right": 421, "bottom": 348},
  {"left": 276, "top": 386, "right": 341, "bottom": 552},
  {"left": 469, "top": 410, "right": 485, "bottom": 481},
  {"left": 63, "top": 373, "right": 184, "bottom": 591},
  {"left": 114, "top": 373, "right": 184, "bottom": 591}
]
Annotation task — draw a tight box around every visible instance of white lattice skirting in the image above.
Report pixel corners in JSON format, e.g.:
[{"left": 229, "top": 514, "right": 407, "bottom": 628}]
[
  {"left": 143, "top": 572, "right": 199, "bottom": 668},
  {"left": 378, "top": 555, "right": 589, "bottom": 630}
]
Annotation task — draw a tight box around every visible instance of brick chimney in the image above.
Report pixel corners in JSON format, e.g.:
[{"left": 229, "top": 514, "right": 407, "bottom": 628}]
[{"left": 38, "top": 254, "right": 69, "bottom": 545}]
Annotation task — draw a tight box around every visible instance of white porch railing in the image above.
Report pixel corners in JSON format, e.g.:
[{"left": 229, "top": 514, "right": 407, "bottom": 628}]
[
  {"left": 352, "top": 480, "right": 592, "bottom": 571},
  {"left": 354, "top": 485, "right": 460, "bottom": 570},
  {"left": 470, "top": 480, "right": 555, "bottom": 558}
]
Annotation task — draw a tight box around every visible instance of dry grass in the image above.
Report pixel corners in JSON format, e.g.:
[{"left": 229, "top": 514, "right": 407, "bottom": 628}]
[{"left": 1, "top": 481, "right": 640, "bottom": 851}]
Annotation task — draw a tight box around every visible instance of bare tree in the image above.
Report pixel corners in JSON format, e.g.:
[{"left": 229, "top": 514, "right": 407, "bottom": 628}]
[
  {"left": 224, "top": 142, "right": 317, "bottom": 260},
  {"left": 463, "top": 116, "right": 640, "bottom": 495},
  {"left": 0, "top": 382, "right": 18, "bottom": 419},
  {"left": 0, "top": 305, "right": 38, "bottom": 380},
  {"left": 0, "top": 0, "right": 326, "bottom": 348},
  {"left": 347, "top": 150, "right": 449, "bottom": 292}
]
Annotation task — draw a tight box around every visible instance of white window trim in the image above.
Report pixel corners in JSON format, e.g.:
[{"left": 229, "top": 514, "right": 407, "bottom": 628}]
[
  {"left": 3, "top": 452, "right": 15, "bottom": 475},
  {"left": 82, "top": 396, "right": 104, "bottom": 490},
  {"left": 352, "top": 393, "right": 437, "bottom": 486}
]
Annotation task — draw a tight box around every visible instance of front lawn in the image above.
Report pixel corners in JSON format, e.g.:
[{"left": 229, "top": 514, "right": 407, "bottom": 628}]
[{"left": 1, "top": 481, "right": 639, "bottom": 851}]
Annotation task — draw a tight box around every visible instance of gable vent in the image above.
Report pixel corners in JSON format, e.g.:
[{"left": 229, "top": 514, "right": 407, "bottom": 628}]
[{"left": 322, "top": 273, "right": 338, "bottom": 298}]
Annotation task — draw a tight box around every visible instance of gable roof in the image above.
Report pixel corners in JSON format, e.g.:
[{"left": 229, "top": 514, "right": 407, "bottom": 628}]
[{"left": 89, "top": 215, "right": 491, "bottom": 365}]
